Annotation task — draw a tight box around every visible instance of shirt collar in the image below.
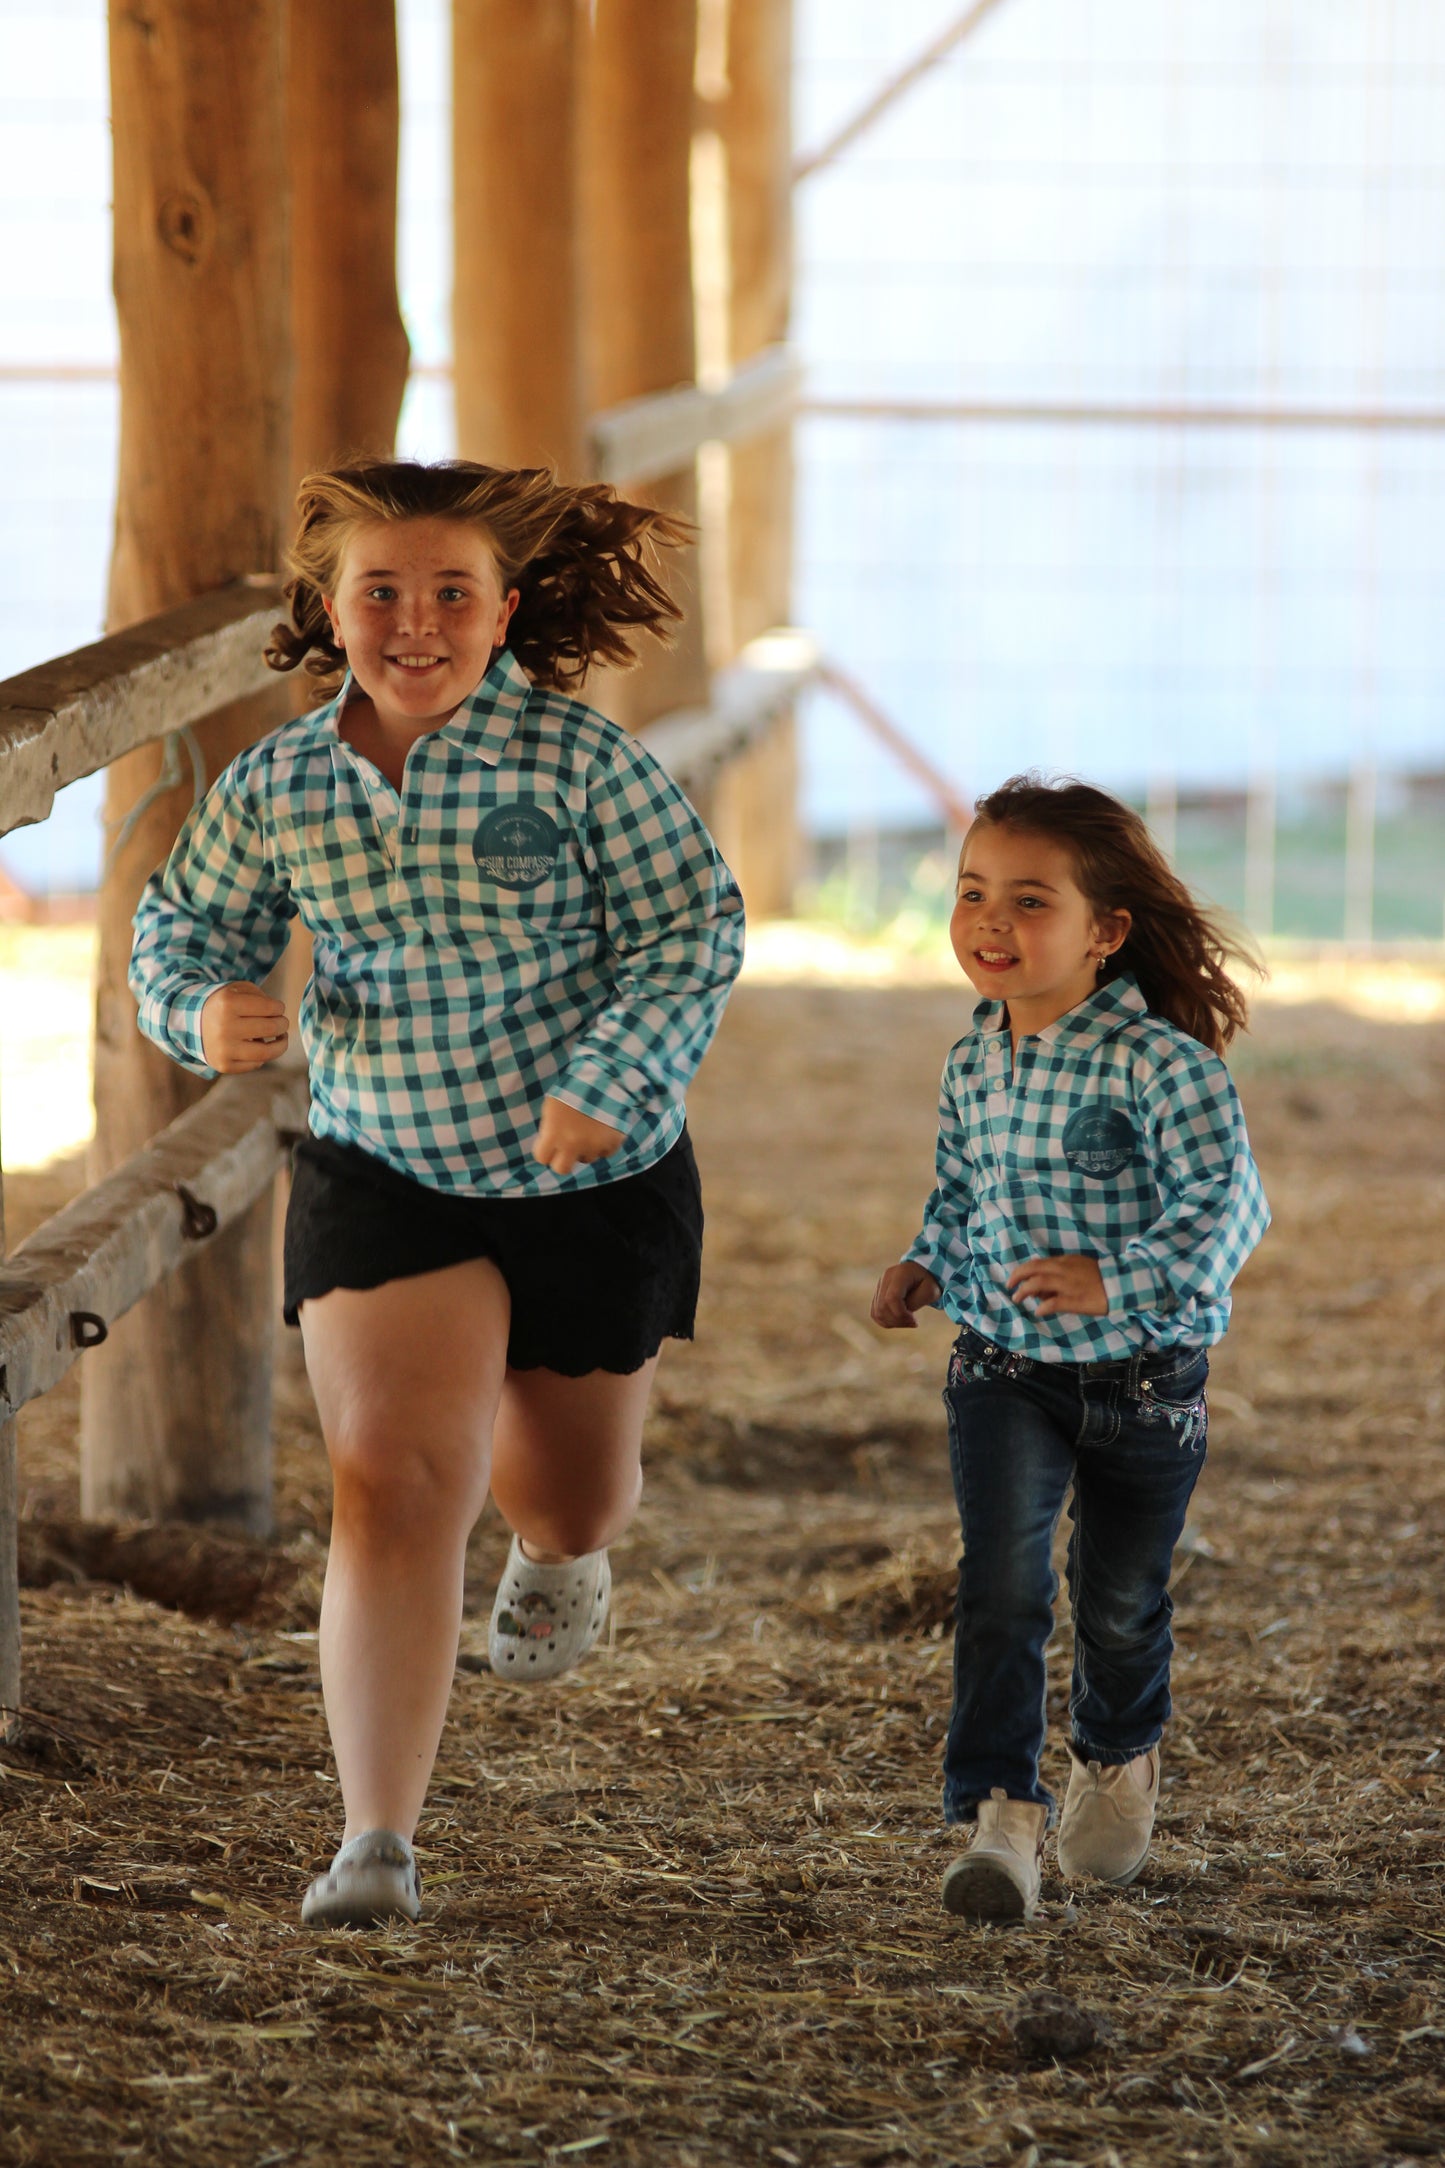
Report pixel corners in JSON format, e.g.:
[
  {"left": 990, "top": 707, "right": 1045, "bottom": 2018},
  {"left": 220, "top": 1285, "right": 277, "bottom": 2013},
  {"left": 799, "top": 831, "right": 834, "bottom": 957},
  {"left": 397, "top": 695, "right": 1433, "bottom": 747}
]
[
  {"left": 326, "top": 647, "right": 534, "bottom": 766},
  {"left": 971, "top": 971, "right": 1149, "bottom": 1045},
  {"left": 439, "top": 647, "right": 535, "bottom": 763}
]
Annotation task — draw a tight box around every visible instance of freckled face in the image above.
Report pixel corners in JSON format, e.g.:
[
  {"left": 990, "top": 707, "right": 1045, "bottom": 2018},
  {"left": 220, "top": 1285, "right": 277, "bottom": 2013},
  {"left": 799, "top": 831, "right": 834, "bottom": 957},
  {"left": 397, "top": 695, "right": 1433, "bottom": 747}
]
[
  {"left": 323, "top": 516, "right": 520, "bottom": 734},
  {"left": 950, "top": 822, "right": 1129, "bottom": 1035}
]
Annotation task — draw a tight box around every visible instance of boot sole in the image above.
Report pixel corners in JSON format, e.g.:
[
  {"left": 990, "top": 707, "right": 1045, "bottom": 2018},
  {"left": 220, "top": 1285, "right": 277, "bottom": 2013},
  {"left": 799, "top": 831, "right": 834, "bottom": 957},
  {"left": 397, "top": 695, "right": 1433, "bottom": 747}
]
[
  {"left": 1056, "top": 1834, "right": 1152, "bottom": 1888},
  {"left": 940, "top": 1855, "right": 1036, "bottom": 1923}
]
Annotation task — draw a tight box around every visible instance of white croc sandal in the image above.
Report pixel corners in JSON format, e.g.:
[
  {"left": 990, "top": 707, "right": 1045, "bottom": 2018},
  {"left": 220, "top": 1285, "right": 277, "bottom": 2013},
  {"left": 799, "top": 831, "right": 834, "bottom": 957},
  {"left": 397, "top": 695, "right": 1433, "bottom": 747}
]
[
  {"left": 301, "top": 1829, "right": 421, "bottom": 1929},
  {"left": 488, "top": 1537, "right": 611, "bottom": 1683}
]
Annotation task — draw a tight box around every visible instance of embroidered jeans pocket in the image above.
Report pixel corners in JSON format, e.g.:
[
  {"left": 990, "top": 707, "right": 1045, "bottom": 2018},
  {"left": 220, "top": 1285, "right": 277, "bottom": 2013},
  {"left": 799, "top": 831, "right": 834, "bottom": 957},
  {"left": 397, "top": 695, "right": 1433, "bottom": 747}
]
[
  {"left": 1130, "top": 1355, "right": 1209, "bottom": 1452},
  {"left": 947, "top": 1340, "right": 997, "bottom": 1390}
]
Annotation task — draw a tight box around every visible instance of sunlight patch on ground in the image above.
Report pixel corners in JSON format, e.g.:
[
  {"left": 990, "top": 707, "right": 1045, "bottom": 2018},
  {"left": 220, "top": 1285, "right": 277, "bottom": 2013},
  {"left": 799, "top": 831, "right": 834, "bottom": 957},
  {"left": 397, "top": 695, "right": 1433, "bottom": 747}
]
[
  {"left": 1254, "top": 950, "right": 1445, "bottom": 1022},
  {"left": 740, "top": 919, "right": 956, "bottom": 986},
  {"left": 0, "top": 924, "right": 97, "bottom": 1173},
  {"left": 741, "top": 918, "right": 1445, "bottom": 1020},
  {"left": 1, "top": 921, "right": 1442, "bottom": 1183}
]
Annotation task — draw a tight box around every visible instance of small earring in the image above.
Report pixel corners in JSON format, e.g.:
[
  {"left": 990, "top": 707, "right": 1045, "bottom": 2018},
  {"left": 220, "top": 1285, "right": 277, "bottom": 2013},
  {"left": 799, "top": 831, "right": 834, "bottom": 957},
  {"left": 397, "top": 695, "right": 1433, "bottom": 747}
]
[{"left": 1096, "top": 952, "right": 1110, "bottom": 972}]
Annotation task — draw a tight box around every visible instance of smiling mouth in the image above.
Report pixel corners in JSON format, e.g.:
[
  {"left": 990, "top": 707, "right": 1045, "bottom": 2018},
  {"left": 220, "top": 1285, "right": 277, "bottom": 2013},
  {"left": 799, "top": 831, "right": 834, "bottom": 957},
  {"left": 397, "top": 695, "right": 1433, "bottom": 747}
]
[
  {"left": 973, "top": 948, "right": 1019, "bottom": 968},
  {"left": 388, "top": 654, "right": 446, "bottom": 670}
]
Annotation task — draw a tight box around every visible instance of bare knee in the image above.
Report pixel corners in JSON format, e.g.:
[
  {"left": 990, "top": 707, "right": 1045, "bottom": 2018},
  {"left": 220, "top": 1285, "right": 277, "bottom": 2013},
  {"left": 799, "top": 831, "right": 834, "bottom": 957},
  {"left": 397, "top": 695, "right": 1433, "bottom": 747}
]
[
  {"left": 329, "top": 1424, "right": 486, "bottom": 1548},
  {"left": 505, "top": 1462, "right": 643, "bottom": 1558}
]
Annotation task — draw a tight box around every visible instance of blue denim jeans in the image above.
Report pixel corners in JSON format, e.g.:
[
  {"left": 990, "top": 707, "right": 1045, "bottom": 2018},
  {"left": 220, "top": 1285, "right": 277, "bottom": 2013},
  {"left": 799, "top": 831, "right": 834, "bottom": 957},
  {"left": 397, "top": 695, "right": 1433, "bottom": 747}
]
[{"left": 941, "top": 1325, "right": 1209, "bottom": 1826}]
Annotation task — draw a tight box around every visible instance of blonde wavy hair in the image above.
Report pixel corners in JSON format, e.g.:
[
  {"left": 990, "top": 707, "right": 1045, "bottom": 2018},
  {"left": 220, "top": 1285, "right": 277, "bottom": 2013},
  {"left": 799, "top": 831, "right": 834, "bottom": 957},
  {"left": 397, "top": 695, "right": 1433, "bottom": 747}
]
[{"left": 265, "top": 458, "right": 690, "bottom": 696}]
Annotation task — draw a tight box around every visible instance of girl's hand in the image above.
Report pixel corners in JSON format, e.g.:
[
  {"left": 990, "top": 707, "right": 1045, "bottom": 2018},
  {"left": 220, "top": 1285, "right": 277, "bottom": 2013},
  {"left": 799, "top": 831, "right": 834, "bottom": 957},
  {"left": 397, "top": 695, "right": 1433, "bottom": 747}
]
[
  {"left": 1007, "top": 1253, "right": 1108, "bottom": 1318},
  {"left": 532, "top": 1097, "right": 625, "bottom": 1176},
  {"left": 199, "top": 982, "right": 290, "bottom": 1073},
  {"left": 871, "top": 1261, "right": 942, "bottom": 1329}
]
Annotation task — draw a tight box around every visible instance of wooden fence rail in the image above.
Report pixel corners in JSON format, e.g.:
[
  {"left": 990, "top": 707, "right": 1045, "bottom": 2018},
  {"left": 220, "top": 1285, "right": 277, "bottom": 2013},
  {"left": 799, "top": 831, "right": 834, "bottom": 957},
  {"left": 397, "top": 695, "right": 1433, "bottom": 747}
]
[
  {"left": 0, "top": 1065, "right": 308, "bottom": 1423},
  {"left": 589, "top": 344, "right": 802, "bottom": 487},
  {"left": 0, "top": 583, "right": 285, "bottom": 843},
  {"left": 644, "top": 630, "right": 819, "bottom": 794}
]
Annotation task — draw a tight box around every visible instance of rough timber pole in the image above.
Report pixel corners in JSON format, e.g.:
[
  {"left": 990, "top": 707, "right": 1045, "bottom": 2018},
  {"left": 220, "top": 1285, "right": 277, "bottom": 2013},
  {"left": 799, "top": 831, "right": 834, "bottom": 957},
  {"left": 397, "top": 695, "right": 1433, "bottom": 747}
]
[
  {"left": 582, "top": 0, "right": 709, "bottom": 731},
  {"left": 83, "top": 1, "right": 292, "bottom": 1533},
  {"left": 0, "top": 1139, "right": 17, "bottom": 1730},
  {"left": 278, "top": 0, "right": 410, "bottom": 1311},
  {"left": 289, "top": 0, "right": 410, "bottom": 483},
  {"left": 713, "top": 0, "right": 799, "bottom": 915},
  {"left": 453, "top": 0, "right": 587, "bottom": 476}
]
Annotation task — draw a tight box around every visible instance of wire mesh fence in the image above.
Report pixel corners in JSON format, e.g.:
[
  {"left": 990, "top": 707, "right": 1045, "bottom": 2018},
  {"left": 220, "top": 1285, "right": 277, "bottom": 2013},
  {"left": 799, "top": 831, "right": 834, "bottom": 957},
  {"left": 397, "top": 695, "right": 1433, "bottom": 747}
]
[{"left": 793, "top": 0, "right": 1445, "bottom": 945}]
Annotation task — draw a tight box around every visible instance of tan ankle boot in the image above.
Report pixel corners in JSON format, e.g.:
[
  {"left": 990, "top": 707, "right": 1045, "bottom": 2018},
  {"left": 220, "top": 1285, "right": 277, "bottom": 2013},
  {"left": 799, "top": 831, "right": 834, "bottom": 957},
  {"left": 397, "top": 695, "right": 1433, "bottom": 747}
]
[
  {"left": 1055, "top": 1743, "right": 1159, "bottom": 1886},
  {"left": 940, "top": 1788, "right": 1048, "bottom": 1923}
]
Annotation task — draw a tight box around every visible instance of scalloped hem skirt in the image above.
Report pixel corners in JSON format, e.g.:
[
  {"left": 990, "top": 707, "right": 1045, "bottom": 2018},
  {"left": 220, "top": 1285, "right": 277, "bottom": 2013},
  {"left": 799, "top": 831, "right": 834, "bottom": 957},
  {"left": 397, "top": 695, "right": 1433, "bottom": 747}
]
[{"left": 282, "top": 1126, "right": 702, "bottom": 1377}]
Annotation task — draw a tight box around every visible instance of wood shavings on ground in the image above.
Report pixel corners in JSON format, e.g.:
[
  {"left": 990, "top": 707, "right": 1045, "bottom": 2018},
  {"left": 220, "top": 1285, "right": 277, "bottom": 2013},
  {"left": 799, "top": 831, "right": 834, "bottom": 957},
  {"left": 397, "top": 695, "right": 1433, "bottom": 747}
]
[{"left": 2, "top": 978, "right": 1442, "bottom": 2166}]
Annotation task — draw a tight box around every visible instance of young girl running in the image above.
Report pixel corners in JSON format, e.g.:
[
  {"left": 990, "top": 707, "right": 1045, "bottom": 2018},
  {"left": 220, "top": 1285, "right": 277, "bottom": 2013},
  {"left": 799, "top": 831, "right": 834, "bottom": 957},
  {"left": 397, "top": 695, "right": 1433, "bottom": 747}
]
[
  {"left": 872, "top": 775, "right": 1268, "bottom": 1923},
  {"left": 130, "top": 458, "right": 743, "bottom": 1927}
]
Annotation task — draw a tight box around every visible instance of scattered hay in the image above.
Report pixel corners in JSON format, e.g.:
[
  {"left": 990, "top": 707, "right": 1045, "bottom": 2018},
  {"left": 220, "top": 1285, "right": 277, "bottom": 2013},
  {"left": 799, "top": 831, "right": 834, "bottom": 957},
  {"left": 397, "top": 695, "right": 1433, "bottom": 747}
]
[
  {"left": 16, "top": 1517, "right": 320, "bottom": 1629},
  {"left": 788, "top": 1542, "right": 957, "bottom": 1641},
  {"left": 646, "top": 1409, "right": 940, "bottom": 1493},
  {"left": 1003, "top": 1991, "right": 1113, "bottom": 2063},
  {"left": 1, "top": 983, "right": 1442, "bottom": 2167}
]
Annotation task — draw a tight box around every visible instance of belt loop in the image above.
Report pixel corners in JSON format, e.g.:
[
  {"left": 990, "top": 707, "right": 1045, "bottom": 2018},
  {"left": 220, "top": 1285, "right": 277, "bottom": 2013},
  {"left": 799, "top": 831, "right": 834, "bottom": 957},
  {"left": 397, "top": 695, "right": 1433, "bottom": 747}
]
[{"left": 1124, "top": 1350, "right": 1143, "bottom": 1397}]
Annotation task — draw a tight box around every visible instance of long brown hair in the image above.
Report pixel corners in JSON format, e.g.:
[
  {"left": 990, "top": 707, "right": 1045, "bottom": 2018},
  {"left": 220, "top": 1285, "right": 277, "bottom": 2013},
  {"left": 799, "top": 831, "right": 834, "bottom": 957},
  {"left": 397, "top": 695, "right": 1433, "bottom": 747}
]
[
  {"left": 265, "top": 458, "right": 690, "bottom": 695},
  {"left": 969, "top": 774, "right": 1258, "bottom": 1053}
]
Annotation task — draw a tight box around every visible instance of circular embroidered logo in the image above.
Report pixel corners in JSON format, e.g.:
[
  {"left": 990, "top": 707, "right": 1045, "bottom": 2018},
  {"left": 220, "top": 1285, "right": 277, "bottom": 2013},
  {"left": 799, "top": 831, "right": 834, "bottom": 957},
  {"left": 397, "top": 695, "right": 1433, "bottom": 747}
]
[
  {"left": 472, "top": 803, "right": 561, "bottom": 890},
  {"left": 1062, "top": 1105, "right": 1139, "bottom": 1180}
]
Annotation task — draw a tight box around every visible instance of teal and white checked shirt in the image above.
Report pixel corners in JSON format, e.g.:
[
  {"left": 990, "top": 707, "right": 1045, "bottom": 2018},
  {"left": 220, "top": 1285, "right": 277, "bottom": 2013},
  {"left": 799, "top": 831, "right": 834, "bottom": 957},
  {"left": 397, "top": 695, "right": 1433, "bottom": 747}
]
[
  {"left": 131, "top": 648, "right": 745, "bottom": 1195},
  {"left": 905, "top": 975, "right": 1269, "bottom": 1361}
]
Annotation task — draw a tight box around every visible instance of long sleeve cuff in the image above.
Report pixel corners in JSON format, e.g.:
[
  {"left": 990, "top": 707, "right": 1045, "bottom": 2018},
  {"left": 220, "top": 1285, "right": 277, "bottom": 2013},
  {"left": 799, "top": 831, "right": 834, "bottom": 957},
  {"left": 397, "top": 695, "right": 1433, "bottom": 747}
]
[
  {"left": 903, "top": 1234, "right": 947, "bottom": 1281},
  {"left": 548, "top": 1054, "right": 654, "bottom": 1134},
  {"left": 1097, "top": 1248, "right": 1174, "bottom": 1317},
  {"left": 147, "top": 981, "right": 221, "bottom": 1077}
]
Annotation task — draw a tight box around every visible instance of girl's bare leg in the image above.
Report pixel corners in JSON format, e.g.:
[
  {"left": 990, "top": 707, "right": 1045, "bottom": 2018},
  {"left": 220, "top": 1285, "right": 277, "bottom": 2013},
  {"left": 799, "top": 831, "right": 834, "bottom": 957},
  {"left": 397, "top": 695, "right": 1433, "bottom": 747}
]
[
  {"left": 299, "top": 1259, "right": 510, "bottom": 1844},
  {"left": 489, "top": 1357, "right": 658, "bottom": 1561}
]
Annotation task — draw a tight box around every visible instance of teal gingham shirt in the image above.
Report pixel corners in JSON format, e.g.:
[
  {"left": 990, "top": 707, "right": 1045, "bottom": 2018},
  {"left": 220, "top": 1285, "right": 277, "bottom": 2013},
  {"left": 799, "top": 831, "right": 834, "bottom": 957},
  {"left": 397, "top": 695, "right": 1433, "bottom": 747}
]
[
  {"left": 904, "top": 974, "right": 1269, "bottom": 1361},
  {"left": 130, "top": 647, "right": 745, "bottom": 1195}
]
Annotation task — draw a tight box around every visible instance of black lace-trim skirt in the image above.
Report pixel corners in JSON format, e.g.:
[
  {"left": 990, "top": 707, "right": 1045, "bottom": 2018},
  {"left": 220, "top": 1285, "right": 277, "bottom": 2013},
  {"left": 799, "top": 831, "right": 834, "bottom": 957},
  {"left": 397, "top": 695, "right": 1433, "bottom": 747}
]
[{"left": 283, "top": 1127, "right": 703, "bottom": 1377}]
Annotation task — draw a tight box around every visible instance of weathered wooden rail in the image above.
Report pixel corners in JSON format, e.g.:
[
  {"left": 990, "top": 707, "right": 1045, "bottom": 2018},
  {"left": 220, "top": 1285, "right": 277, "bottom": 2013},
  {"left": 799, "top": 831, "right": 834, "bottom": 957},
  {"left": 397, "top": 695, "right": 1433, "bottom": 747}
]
[
  {"left": 0, "top": 582, "right": 287, "bottom": 835},
  {"left": 590, "top": 345, "right": 802, "bottom": 487},
  {"left": 0, "top": 1066, "right": 308, "bottom": 1424}
]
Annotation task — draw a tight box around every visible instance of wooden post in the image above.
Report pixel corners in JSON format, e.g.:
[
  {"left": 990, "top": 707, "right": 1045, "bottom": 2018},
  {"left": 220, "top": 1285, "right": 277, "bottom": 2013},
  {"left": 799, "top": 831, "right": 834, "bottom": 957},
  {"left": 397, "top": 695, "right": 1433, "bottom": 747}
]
[
  {"left": 711, "top": 0, "right": 799, "bottom": 916},
  {"left": 82, "top": 0, "right": 293, "bottom": 1534},
  {"left": 289, "top": 0, "right": 410, "bottom": 484},
  {"left": 0, "top": 1124, "right": 17, "bottom": 1732},
  {"left": 453, "top": 0, "right": 588, "bottom": 476},
  {"left": 280, "top": 0, "right": 411, "bottom": 1313},
  {"left": 581, "top": 0, "right": 708, "bottom": 732}
]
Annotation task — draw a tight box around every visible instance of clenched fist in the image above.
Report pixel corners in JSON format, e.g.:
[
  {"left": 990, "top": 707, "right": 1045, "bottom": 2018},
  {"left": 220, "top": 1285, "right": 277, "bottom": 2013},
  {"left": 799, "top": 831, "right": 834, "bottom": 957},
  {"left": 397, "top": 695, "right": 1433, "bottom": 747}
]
[
  {"left": 871, "top": 1260, "right": 942, "bottom": 1329},
  {"left": 199, "top": 982, "right": 290, "bottom": 1074},
  {"left": 531, "top": 1096, "right": 624, "bottom": 1177}
]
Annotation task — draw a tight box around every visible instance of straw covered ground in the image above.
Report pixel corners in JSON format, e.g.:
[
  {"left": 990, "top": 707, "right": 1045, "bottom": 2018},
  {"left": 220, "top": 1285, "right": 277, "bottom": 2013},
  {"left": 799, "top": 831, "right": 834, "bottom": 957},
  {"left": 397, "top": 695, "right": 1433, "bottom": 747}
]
[{"left": 2, "top": 966, "right": 1442, "bottom": 2166}]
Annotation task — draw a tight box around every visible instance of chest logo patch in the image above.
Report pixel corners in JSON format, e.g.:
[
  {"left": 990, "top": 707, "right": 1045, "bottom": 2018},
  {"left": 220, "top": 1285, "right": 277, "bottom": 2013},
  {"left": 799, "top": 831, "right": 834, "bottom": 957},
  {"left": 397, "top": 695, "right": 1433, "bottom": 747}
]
[
  {"left": 1062, "top": 1105, "right": 1139, "bottom": 1180},
  {"left": 473, "top": 803, "right": 561, "bottom": 890}
]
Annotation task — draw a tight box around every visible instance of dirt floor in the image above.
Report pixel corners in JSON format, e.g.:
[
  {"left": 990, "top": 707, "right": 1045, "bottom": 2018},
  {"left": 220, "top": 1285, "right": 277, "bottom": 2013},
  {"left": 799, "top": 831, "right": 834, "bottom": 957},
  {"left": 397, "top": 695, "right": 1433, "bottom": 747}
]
[{"left": 2, "top": 969, "right": 1443, "bottom": 2167}]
